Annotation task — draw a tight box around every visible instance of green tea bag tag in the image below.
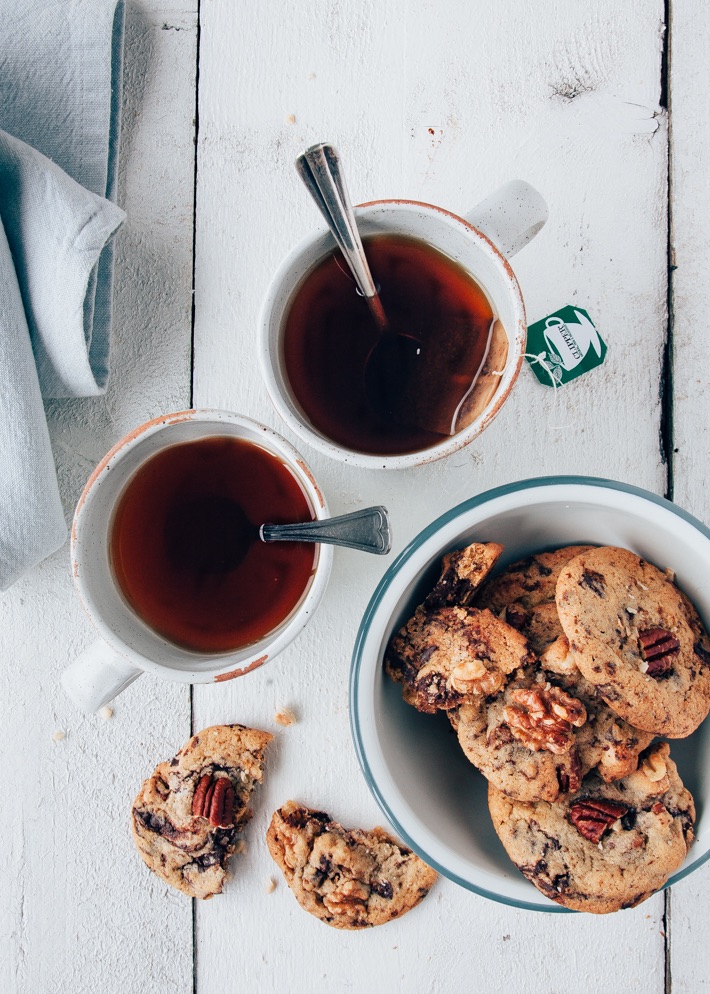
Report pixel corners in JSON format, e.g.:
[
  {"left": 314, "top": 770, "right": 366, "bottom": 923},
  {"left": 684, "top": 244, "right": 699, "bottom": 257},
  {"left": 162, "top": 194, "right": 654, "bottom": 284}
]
[{"left": 526, "top": 306, "right": 606, "bottom": 386}]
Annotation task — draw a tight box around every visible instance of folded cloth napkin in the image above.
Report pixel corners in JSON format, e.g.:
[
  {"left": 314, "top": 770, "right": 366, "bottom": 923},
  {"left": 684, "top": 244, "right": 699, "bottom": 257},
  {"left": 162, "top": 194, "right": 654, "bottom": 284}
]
[{"left": 0, "top": 0, "right": 126, "bottom": 590}]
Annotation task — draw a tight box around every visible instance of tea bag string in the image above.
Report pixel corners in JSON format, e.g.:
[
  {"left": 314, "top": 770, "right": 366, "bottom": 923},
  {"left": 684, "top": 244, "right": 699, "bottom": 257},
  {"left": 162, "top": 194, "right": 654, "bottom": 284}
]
[{"left": 490, "top": 352, "right": 567, "bottom": 430}]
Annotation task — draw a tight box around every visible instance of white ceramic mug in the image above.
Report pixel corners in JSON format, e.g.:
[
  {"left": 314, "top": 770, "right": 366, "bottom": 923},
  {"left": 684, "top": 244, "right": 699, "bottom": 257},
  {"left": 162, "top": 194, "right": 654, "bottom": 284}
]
[
  {"left": 62, "top": 410, "right": 333, "bottom": 712},
  {"left": 259, "top": 181, "right": 548, "bottom": 470}
]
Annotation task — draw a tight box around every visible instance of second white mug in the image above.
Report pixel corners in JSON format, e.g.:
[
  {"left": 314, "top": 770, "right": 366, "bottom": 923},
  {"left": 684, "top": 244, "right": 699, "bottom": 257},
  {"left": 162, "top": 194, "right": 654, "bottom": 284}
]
[
  {"left": 259, "top": 181, "right": 548, "bottom": 470},
  {"left": 62, "top": 410, "right": 333, "bottom": 712}
]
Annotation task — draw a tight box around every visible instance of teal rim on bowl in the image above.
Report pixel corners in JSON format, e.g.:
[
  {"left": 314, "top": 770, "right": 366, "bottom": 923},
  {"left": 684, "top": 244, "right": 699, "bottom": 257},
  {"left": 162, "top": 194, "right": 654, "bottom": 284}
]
[{"left": 350, "top": 476, "right": 710, "bottom": 912}]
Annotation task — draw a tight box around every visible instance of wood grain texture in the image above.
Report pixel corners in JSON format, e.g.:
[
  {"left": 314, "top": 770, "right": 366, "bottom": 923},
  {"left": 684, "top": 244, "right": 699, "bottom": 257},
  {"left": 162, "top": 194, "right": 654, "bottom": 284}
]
[
  {"left": 0, "top": 3, "right": 197, "bottom": 992},
  {"left": 665, "top": 1, "right": 710, "bottom": 990},
  {"left": 192, "top": 1, "right": 671, "bottom": 991}
]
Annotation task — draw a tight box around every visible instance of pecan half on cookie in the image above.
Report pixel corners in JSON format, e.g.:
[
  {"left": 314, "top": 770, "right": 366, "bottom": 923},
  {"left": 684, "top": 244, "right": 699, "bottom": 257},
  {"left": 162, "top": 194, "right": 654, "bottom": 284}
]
[{"left": 452, "top": 668, "right": 586, "bottom": 803}]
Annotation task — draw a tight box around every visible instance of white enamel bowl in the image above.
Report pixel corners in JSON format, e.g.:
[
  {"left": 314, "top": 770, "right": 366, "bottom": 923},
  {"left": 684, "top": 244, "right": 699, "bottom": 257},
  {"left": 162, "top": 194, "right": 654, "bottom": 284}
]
[{"left": 350, "top": 477, "right": 710, "bottom": 912}]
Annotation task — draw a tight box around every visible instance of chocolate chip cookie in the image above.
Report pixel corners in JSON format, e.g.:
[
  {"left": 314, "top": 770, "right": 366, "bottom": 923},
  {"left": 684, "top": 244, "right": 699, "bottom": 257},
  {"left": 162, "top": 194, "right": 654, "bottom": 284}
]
[
  {"left": 385, "top": 605, "right": 533, "bottom": 714},
  {"left": 266, "top": 801, "right": 437, "bottom": 929},
  {"left": 450, "top": 666, "right": 586, "bottom": 802},
  {"left": 452, "top": 656, "right": 654, "bottom": 802},
  {"left": 556, "top": 546, "right": 710, "bottom": 736},
  {"left": 132, "top": 724, "right": 272, "bottom": 899},
  {"left": 488, "top": 742, "right": 695, "bottom": 913}
]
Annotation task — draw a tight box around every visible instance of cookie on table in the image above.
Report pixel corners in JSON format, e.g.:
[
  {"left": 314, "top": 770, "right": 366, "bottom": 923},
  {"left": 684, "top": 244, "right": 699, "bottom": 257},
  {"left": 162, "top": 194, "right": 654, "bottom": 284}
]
[
  {"left": 132, "top": 724, "right": 272, "bottom": 899},
  {"left": 422, "top": 541, "right": 503, "bottom": 610},
  {"left": 266, "top": 801, "right": 437, "bottom": 929},
  {"left": 488, "top": 742, "right": 695, "bottom": 914},
  {"left": 555, "top": 546, "right": 710, "bottom": 737},
  {"left": 385, "top": 605, "right": 533, "bottom": 714}
]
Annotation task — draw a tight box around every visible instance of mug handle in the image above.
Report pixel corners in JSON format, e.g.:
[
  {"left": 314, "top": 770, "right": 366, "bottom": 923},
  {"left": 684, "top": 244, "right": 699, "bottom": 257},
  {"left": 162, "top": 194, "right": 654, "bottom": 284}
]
[
  {"left": 465, "top": 180, "right": 548, "bottom": 259},
  {"left": 61, "top": 639, "right": 141, "bottom": 712}
]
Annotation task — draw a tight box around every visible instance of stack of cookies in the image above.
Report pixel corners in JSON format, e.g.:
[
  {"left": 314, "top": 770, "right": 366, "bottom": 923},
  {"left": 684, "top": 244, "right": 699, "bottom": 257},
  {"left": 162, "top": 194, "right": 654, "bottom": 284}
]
[{"left": 386, "top": 542, "right": 710, "bottom": 913}]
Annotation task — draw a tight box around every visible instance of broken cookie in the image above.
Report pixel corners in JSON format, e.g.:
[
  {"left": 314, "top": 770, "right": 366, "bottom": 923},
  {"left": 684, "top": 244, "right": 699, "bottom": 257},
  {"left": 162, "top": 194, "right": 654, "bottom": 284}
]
[
  {"left": 386, "top": 605, "right": 533, "bottom": 714},
  {"left": 131, "top": 723, "right": 272, "bottom": 899},
  {"left": 266, "top": 801, "right": 437, "bottom": 929}
]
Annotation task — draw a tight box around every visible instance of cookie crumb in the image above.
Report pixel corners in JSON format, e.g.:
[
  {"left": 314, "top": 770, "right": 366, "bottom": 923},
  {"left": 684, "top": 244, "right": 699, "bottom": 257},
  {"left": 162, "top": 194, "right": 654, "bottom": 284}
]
[
  {"left": 286, "top": 114, "right": 296, "bottom": 125},
  {"left": 307, "top": 72, "right": 316, "bottom": 80},
  {"left": 99, "top": 705, "right": 114, "bottom": 721},
  {"left": 265, "top": 877, "right": 277, "bottom": 894},
  {"left": 52, "top": 730, "right": 66, "bottom": 742},
  {"left": 275, "top": 707, "right": 297, "bottom": 727},
  {"left": 234, "top": 839, "right": 247, "bottom": 855}
]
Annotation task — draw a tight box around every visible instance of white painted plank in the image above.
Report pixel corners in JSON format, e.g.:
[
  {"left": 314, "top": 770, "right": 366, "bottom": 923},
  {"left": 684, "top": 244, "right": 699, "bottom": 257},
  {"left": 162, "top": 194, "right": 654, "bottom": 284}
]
[
  {"left": 193, "top": 1, "right": 670, "bottom": 991},
  {"left": 664, "top": 0, "right": 710, "bottom": 989},
  {"left": 0, "top": 4, "right": 197, "bottom": 992}
]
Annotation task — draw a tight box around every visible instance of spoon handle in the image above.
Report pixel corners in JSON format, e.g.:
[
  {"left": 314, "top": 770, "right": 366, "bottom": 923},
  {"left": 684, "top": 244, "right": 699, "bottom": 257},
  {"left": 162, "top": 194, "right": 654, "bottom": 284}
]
[
  {"left": 261, "top": 506, "right": 391, "bottom": 555},
  {"left": 295, "top": 144, "right": 386, "bottom": 328}
]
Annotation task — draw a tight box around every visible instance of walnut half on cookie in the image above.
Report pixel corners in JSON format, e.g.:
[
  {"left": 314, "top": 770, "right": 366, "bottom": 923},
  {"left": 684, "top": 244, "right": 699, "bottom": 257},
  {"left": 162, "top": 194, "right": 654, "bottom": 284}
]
[
  {"left": 131, "top": 723, "right": 272, "bottom": 899},
  {"left": 266, "top": 802, "right": 437, "bottom": 929}
]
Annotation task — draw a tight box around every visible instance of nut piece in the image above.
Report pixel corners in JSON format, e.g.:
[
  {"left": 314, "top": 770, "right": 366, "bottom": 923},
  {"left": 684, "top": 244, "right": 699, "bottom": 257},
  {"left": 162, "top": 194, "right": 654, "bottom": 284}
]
[
  {"left": 540, "top": 634, "right": 576, "bottom": 675},
  {"left": 503, "top": 685, "right": 587, "bottom": 755},
  {"left": 638, "top": 628, "right": 680, "bottom": 677},
  {"left": 641, "top": 751, "right": 667, "bottom": 783},
  {"left": 449, "top": 659, "right": 504, "bottom": 697},
  {"left": 322, "top": 879, "right": 370, "bottom": 919},
  {"left": 275, "top": 707, "right": 297, "bottom": 727},
  {"left": 568, "top": 799, "right": 630, "bottom": 843},
  {"left": 192, "top": 773, "right": 236, "bottom": 827}
]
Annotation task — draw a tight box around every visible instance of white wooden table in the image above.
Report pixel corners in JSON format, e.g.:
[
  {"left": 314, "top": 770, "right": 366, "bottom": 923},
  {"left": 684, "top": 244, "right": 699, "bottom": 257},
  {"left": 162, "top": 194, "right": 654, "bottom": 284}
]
[{"left": 3, "top": 1, "right": 709, "bottom": 990}]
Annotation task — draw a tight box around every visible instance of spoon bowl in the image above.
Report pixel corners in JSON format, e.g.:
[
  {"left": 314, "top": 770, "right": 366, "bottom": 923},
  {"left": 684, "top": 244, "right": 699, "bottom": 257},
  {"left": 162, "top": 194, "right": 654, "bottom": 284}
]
[{"left": 295, "top": 143, "right": 436, "bottom": 428}]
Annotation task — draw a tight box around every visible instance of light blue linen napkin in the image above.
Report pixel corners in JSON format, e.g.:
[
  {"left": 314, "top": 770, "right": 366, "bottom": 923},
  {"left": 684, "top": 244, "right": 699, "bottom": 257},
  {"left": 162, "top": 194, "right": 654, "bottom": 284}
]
[{"left": 0, "top": 0, "right": 126, "bottom": 589}]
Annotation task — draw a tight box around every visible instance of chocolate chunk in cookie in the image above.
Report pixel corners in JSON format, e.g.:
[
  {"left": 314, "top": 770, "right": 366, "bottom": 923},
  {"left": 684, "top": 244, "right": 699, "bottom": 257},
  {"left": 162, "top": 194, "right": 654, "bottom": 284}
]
[
  {"left": 423, "top": 541, "right": 503, "bottom": 610},
  {"left": 556, "top": 546, "right": 710, "bottom": 736},
  {"left": 131, "top": 724, "right": 272, "bottom": 899},
  {"left": 385, "top": 605, "right": 533, "bottom": 714},
  {"left": 488, "top": 742, "right": 695, "bottom": 913},
  {"left": 266, "top": 801, "right": 437, "bottom": 929}
]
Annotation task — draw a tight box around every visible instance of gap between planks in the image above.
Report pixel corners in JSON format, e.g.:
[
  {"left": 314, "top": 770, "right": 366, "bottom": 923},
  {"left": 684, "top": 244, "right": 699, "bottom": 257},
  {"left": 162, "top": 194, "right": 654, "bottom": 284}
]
[{"left": 190, "top": 1, "right": 202, "bottom": 991}]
